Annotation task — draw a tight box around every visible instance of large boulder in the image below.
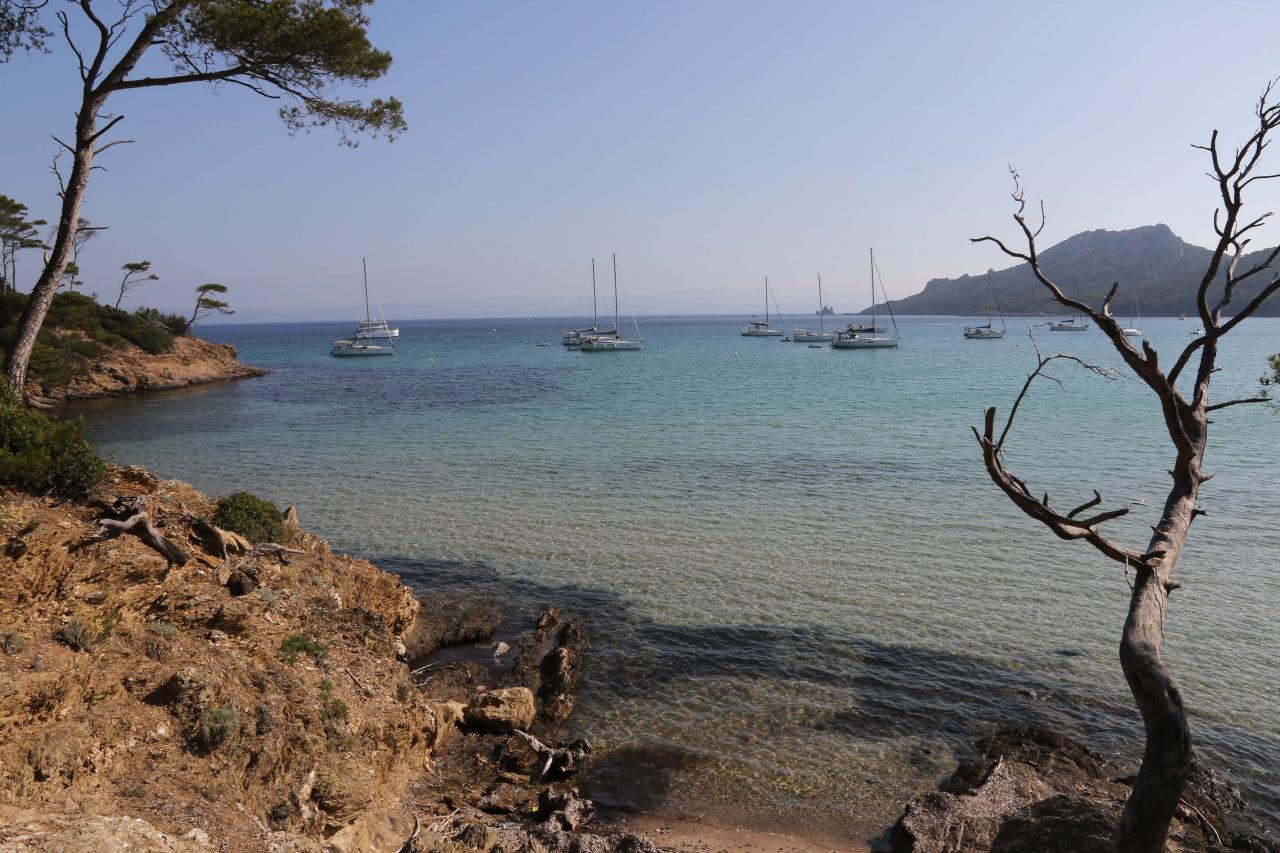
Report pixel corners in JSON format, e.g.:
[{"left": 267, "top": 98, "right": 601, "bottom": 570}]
[{"left": 465, "top": 687, "right": 536, "bottom": 733}]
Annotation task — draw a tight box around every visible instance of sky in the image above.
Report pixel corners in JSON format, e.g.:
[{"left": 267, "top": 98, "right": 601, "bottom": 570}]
[{"left": 3, "top": 1, "right": 1280, "bottom": 322}]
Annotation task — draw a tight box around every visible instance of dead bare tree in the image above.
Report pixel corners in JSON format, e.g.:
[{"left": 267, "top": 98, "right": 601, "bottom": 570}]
[{"left": 972, "top": 81, "right": 1280, "bottom": 853}]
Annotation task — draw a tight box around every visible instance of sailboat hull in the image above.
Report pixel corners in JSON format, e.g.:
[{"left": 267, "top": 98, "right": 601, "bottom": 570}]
[
  {"left": 1121, "top": 328, "right": 1142, "bottom": 337},
  {"left": 741, "top": 329, "right": 783, "bottom": 337},
  {"left": 1050, "top": 322, "right": 1088, "bottom": 331},
  {"left": 963, "top": 329, "right": 1005, "bottom": 339},
  {"left": 579, "top": 340, "right": 641, "bottom": 351},
  {"left": 792, "top": 330, "right": 832, "bottom": 341},
  {"left": 831, "top": 336, "right": 898, "bottom": 348}
]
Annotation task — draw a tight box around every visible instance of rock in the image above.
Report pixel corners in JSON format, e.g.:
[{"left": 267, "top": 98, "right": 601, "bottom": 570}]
[
  {"left": 182, "top": 827, "right": 213, "bottom": 846},
  {"left": 540, "top": 788, "right": 596, "bottom": 832},
  {"left": 891, "top": 725, "right": 1269, "bottom": 853},
  {"left": 403, "top": 594, "right": 503, "bottom": 663},
  {"left": 454, "top": 820, "right": 499, "bottom": 851},
  {"left": 226, "top": 569, "right": 258, "bottom": 596},
  {"left": 0, "top": 808, "right": 209, "bottom": 851},
  {"left": 508, "top": 610, "right": 589, "bottom": 722},
  {"left": 477, "top": 782, "right": 540, "bottom": 816},
  {"left": 283, "top": 505, "right": 300, "bottom": 533},
  {"left": 431, "top": 700, "right": 467, "bottom": 747},
  {"left": 466, "top": 687, "right": 536, "bottom": 733}
]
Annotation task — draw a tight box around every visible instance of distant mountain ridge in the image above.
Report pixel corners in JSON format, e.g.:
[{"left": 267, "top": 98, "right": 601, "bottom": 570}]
[{"left": 870, "top": 225, "right": 1280, "bottom": 317}]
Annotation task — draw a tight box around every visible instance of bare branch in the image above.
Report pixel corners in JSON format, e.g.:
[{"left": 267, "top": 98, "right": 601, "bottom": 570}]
[{"left": 1205, "top": 395, "right": 1274, "bottom": 413}]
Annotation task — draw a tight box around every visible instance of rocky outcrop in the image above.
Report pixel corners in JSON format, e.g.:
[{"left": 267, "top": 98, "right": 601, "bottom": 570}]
[
  {"left": 508, "top": 607, "right": 589, "bottom": 723},
  {"left": 403, "top": 593, "right": 503, "bottom": 663},
  {"left": 891, "top": 725, "right": 1278, "bottom": 853},
  {"left": 33, "top": 334, "right": 265, "bottom": 404}
]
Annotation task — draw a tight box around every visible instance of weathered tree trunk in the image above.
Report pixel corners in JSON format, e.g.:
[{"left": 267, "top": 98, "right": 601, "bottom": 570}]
[
  {"left": 3, "top": 97, "right": 101, "bottom": 392},
  {"left": 1115, "top": 445, "right": 1201, "bottom": 852}
]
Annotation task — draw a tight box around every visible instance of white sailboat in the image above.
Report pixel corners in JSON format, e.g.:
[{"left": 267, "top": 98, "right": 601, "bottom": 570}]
[
  {"left": 562, "top": 258, "right": 609, "bottom": 348},
  {"left": 793, "top": 275, "right": 833, "bottom": 342},
  {"left": 1050, "top": 287, "right": 1089, "bottom": 331},
  {"left": 964, "top": 274, "right": 1006, "bottom": 339},
  {"left": 832, "top": 249, "right": 900, "bottom": 348},
  {"left": 1121, "top": 294, "right": 1143, "bottom": 337},
  {"left": 579, "top": 254, "right": 642, "bottom": 352},
  {"left": 741, "top": 277, "right": 785, "bottom": 336},
  {"left": 331, "top": 258, "right": 395, "bottom": 356}
]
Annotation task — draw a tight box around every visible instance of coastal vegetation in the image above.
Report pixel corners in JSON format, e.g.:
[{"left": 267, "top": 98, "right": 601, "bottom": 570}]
[
  {"left": 213, "top": 490, "right": 290, "bottom": 544},
  {"left": 0, "top": 290, "right": 184, "bottom": 390},
  {"left": 973, "top": 83, "right": 1280, "bottom": 852},
  {"left": 0, "top": 382, "right": 104, "bottom": 498},
  {"left": 0, "top": 0, "right": 405, "bottom": 392}
]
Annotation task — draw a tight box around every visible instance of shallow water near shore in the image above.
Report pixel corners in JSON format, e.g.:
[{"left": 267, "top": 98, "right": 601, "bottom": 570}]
[{"left": 67, "top": 314, "right": 1280, "bottom": 844}]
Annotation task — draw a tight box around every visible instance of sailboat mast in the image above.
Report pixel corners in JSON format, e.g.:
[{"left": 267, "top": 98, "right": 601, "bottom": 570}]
[
  {"left": 869, "top": 248, "right": 877, "bottom": 329},
  {"left": 591, "top": 257, "right": 597, "bottom": 328},
  {"left": 612, "top": 253, "right": 619, "bottom": 333},
  {"left": 765, "top": 277, "right": 770, "bottom": 325},
  {"left": 818, "top": 274, "right": 824, "bottom": 333},
  {"left": 362, "top": 257, "right": 370, "bottom": 324}
]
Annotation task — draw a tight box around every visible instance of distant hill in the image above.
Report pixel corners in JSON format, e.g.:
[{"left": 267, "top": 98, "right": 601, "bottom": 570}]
[{"left": 869, "top": 225, "right": 1280, "bottom": 317}]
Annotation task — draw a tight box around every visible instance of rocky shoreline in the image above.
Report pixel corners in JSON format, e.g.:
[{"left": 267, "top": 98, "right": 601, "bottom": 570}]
[
  {"left": 0, "top": 467, "right": 1275, "bottom": 852},
  {"left": 30, "top": 334, "right": 265, "bottom": 407}
]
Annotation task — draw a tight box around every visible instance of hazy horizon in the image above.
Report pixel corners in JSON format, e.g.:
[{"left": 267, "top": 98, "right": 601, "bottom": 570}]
[{"left": 5, "top": 1, "right": 1279, "bottom": 322}]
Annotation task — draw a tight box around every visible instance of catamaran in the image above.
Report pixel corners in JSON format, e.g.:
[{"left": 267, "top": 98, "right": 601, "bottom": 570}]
[
  {"left": 562, "top": 258, "right": 610, "bottom": 348},
  {"left": 832, "top": 249, "right": 900, "bottom": 348},
  {"left": 793, "top": 275, "right": 833, "bottom": 341},
  {"left": 331, "top": 258, "right": 395, "bottom": 356},
  {"left": 579, "top": 254, "right": 641, "bottom": 352},
  {"left": 964, "top": 274, "right": 1007, "bottom": 339},
  {"left": 742, "top": 277, "right": 785, "bottom": 336}
]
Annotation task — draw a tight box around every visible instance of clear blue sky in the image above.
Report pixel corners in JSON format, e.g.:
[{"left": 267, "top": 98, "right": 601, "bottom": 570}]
[{"left": 3, "top": 1, "right": 1279, "bottom": 322}]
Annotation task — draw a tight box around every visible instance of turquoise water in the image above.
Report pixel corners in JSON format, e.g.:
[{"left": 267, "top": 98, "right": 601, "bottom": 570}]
[{"left": 68, "top": 315, "right": 1280, "bottom": 842}]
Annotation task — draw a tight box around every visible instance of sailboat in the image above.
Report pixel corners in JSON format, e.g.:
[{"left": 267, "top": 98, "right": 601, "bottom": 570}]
[
  {"left": 1121, "top": 294, "right": 1143, "bottom": 337},
  {"left": 964, "top": 274, "right": 1006, "bottom": 339},
  {"left": 741, "top": 277, "right": 785, "bottom": 336},
  {"left": 562, "top": 258, "right": 610, "bottom": 348},
  {"left": 1050, "top": 288, "right": 1088, "bottom": 331},
  {"left": 832, "top": 249, "right": 900, "bottom": 348},
  {"left": 331, "top": 258, "right": 395, "bottom": 356},
  {"left": 579, "top": 254, "right": 642, "bottom": 351},
  {"left": 793, "top": 275, "right": 833, "bottom": 342}
]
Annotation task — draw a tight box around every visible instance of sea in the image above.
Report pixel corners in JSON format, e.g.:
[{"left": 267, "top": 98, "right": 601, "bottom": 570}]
[{"left": 64, "top": 314, "right": 1280, "bottom": 845}]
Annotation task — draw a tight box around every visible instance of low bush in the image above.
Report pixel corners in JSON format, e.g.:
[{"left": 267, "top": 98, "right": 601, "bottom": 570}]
[
  {"left": 59, "top": 608, "right": 117, "bottom": 651},
  {"left": 280, "top": 633, "right": 325, "bottom": 664},
  {"left": 148, "top": 620, "right": 177, "bottom": 640},
  {"left": 199, "top": 705, "right": 239, "bottom": 750},
  {"left": 0, "top": 385, "right": 106, "bottom": 499},
  {"left": 1, "top": 628, "right": 25, "bottom": 654},
  {"left": 214, "top": 491, "right": 287, "bottom": 543}
]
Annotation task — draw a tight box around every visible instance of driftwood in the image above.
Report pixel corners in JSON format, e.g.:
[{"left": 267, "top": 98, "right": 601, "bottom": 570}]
[
  {"left": 97, "top": 512, "right": 189, "bottom": 565},
  {"left": 512, "top": 729, "right": 591, "bottom": 782}
]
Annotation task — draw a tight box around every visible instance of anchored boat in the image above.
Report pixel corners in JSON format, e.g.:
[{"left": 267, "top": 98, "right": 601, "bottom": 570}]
[{"left": 832, "top": 249, "right": 900, "bottom": 349}]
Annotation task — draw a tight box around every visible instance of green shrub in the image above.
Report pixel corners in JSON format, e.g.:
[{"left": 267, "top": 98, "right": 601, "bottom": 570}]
[
  {"left": 256, "top": 587, "right": 279, "bottom": 609},
  {"left": 59, "top": 609, "right": 117, "bottom": 651},
  {"left": 148, "top": 620, "right": 177, "bottom": 640},
  {"left": 199, "top": 705, "right": 239, "bottom": 750},
  {"left": 214, "top": 491, "right": 287, "bottom": 543},
  {"left": 0, "top": 385, "right": 106, "bottom": 499},
  {"left": 280, "top": 634, "right": 325, "bottom": 664}
]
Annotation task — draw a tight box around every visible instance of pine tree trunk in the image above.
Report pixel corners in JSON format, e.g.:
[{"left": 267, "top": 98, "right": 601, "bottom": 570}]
[{"left": 3, "top": 98, "right": 100, "bottom": 392}]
